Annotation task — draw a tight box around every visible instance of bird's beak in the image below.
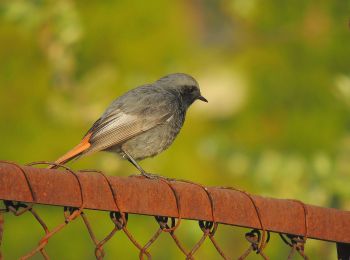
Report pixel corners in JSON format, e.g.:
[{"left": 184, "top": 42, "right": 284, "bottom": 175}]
[{"left": 198, "top": 95, "right": 208, "bottom": 103}]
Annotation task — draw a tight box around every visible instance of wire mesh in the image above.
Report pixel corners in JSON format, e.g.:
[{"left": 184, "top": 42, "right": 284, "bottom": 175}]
[{"left": 0, "top": 160, "right": 347, "bottom": 259}]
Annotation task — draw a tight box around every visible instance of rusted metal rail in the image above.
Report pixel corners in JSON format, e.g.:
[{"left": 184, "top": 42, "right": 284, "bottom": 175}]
[{"left": 0, "top": 161, "right": 349, "bottom": 259}]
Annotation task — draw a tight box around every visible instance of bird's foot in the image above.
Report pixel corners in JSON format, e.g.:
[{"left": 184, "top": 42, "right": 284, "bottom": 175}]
[
  {"left": 129, "top": 171, "right": 166, "bottom": 180},
  {"left": 140, "top": 171, "right": 161, "bottom": 179}
]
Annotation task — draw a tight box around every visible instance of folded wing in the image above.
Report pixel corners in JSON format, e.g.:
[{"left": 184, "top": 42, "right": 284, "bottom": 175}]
[{"left": 85, "top": 109, "right": 171, "bottom": 154}]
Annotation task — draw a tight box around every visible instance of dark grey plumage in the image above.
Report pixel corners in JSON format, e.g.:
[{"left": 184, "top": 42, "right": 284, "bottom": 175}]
[{"left": 52, "top": 73, "right": 207, "bottom": 175}]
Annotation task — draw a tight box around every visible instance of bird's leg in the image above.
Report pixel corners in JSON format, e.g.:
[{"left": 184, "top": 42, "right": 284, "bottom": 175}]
[
  {"left": 122, "top": 149, "right": 157, "bottom": 179},
  {"left": 122, "top": 150, "right": 145, "bottom": 173}
]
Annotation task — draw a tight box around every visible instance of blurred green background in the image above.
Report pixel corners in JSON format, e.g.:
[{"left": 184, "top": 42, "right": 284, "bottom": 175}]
[{"left": 1, "top": 0, "right": 349, "bottom": 259}]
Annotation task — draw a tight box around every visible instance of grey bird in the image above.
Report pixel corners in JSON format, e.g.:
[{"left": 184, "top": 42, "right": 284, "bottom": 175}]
[{"left": 49, "top": 73, "right": 207, "bottom": 177}]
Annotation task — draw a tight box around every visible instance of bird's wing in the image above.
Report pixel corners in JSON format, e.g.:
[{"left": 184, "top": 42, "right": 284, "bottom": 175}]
[
  {"left": 85, "top": 108, "right": 172, "bottom": 155},
  {"left": 50, "top": 110, "right": 171, "bottom": 168}
]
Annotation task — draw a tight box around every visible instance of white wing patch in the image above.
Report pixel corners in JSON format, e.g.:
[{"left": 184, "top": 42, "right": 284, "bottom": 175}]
[
  {"left": 166, "top": 114, "right": 174, "bottom": 122},
  {"left": 92, "top": 112, "right": 139, "bottom": 139},
  {"left": 85, "top": 110, "right": 171, "bottom": 155}
]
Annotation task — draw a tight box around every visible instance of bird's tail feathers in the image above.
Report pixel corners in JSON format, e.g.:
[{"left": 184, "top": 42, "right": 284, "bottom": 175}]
[{"left": 48, "top": 133, "right": 92, "bottom": 169}]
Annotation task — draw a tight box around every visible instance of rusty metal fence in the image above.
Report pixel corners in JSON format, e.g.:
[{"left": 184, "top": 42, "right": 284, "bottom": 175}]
[{"left": 0, "top": 161, "right": 349, "bottom": 259}]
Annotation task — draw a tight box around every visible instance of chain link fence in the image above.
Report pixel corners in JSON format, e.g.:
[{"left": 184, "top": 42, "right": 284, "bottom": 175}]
[{"left": 0, "top": 161, "right": 349, "bottom": 259}]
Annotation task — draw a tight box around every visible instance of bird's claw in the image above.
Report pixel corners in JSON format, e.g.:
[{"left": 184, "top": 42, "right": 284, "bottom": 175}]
[
  {"left": 140, "top": 171, "right": 161, "bottom": 179},
  {"left": 129, "top": 172, "right": 165, "bottom": 180}
]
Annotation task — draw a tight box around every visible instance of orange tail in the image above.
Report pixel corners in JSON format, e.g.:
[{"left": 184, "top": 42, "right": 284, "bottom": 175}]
[{"left": 48, "top": 133, "right": 92, "bottom": 169}]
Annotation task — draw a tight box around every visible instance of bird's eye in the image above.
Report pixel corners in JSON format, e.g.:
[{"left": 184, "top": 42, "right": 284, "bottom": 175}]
[{"left": 187, "top": 85, "right": 196, "bottom": 93}]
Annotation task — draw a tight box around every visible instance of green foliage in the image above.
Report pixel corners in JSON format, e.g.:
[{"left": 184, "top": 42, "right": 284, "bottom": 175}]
[{"left": 1, "top": 0, "right": 349, "bottom": 258}]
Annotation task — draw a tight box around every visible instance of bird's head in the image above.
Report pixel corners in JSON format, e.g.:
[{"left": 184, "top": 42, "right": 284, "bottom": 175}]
[{"left": 157, "top": 73, "right": 208, "bottom": 108}]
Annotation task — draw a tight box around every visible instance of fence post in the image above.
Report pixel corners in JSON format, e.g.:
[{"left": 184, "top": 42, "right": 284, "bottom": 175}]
[
  {"left": 337, "top": 243, "right": 350, "bottom": 260},
  {"left": 0, "top": 212, "right": 3, "bottom": 260}
]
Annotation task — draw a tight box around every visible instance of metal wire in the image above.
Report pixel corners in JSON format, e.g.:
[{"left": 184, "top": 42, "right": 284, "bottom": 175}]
[{"left": 0, "top": 161, "right": 344, "bottom": 259}]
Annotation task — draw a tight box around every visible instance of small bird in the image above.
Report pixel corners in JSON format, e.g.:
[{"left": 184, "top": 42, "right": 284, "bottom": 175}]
[{"left": 49, "top": 73, "right": 207, "bottom": 177}]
